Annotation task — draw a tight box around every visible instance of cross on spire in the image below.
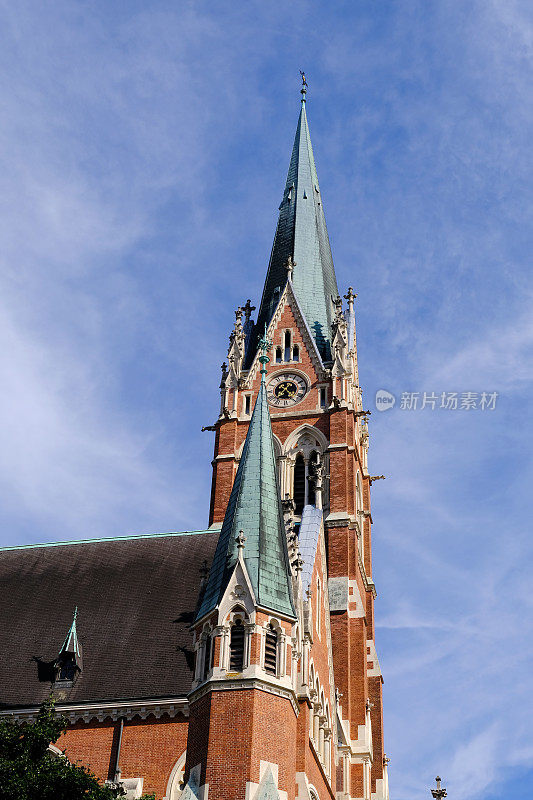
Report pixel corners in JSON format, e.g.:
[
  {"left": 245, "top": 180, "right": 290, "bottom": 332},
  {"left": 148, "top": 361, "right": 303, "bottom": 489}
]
[
  {"left": 431, "top": 776, "right": 447, "bottom": 799},
  {"left": 299, "top": 70, "right": 307, "bottom": 102}
]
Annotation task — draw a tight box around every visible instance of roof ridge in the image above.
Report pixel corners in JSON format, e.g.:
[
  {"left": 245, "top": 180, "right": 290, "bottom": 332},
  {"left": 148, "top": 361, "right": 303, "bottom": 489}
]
[{"left": 0, "top": 529, "right": 214, "bottom": 552}]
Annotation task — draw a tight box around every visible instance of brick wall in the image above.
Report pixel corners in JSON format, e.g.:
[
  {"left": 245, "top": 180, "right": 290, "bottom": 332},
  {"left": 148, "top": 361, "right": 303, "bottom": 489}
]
[{"left": 57, "top": 714, "right": 189, "bottom": 799}]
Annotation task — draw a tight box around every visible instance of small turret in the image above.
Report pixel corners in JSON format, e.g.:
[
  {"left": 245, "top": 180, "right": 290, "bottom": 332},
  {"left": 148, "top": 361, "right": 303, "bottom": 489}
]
[{"left": 54, "top": 606, "right": 82, "bottom": 686}]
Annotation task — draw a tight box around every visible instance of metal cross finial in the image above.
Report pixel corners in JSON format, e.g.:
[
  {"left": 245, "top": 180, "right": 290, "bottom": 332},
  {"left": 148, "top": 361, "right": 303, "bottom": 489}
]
[
  {"left": 236, "top": 530, "right": 246, "bottom": 550},
  {"left": 431, "top": 776, "right": 447, "bottom": 799},
  {"left": 300, "top": 70, "right": 307, "bottom": 101},
  {"left": 258, "top": 324, "right": 273, "bottom": 380}
]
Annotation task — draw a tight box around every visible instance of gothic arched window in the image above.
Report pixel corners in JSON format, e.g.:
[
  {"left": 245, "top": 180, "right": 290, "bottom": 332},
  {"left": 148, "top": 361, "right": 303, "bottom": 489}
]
[
  {"left": 275, "top": 346, "right": 282, "bottom": 363},
  {"left": 292, "top": 344, "right": 300, "bottom": 362},
  {"left": 202, "top": 633, "right": 212, "bottom": 680},
  {"left": 294, "top": 454, "right": 305, "bottom": 514},
  {"left": 229, "top": 619, "right": 245, "bottom": 671},
  {"left": 308, "top": 450, "right": 319, "bottom": 507}
]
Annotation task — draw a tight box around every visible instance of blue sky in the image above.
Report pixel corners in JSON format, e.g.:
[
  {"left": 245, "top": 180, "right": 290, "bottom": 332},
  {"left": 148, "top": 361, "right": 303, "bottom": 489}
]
[{"left": 1, "top": 1, "right": 532, "bottom": 798}]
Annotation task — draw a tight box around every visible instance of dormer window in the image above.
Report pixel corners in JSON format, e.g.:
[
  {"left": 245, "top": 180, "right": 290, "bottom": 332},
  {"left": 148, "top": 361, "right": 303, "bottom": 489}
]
[
  {"left": 264, "top": 625, "right": 278, "bottom": 676},
  {"left": 229, "top": 619, "right": 245, "bottom": 672},
  {"left": 54, "top": 607, "right": 82, "bottom": 688},
  {"left": 56, "top": 655, "right": 78, "bottom": 683}
]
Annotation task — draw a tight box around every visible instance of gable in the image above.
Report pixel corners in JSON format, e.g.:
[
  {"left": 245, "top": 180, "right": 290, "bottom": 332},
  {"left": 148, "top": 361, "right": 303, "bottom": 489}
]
[{"left": 246, "top": 281, "right": 326, "bottom": 389}]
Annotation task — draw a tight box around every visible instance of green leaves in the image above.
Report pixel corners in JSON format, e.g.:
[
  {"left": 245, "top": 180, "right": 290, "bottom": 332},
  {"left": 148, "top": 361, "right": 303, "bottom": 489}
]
[{"left": 0, "top": 697, "right": 125, "bottom": 800}]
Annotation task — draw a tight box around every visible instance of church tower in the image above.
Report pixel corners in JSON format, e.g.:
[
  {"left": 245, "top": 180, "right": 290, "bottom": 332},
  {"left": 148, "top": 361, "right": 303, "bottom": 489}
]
[{"left": 186, "top": 79, "right": 389, "bottom": 800}]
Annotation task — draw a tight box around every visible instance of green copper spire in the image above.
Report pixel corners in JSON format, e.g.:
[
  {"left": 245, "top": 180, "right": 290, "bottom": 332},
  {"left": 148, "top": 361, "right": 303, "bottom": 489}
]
[
  {"left": 59, "top": 606, "right": 81, "bottom": 658},
  {"left": 197, "top": 334, "right": 295, "bottom": 621},
  {"left": 252, "top": 78, "right": 339, "bottom": 362}
]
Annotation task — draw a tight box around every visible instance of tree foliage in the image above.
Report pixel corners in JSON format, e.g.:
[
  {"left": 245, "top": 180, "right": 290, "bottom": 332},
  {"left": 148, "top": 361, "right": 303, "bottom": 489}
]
[{"left": 0, "top": 698, "right": 154, "bottom": 800}]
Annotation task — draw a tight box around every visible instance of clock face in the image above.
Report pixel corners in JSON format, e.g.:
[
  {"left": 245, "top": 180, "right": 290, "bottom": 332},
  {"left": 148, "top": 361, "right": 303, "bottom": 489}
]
[{"left": 267, "top": 372, "right": 308, "bottom": 408}]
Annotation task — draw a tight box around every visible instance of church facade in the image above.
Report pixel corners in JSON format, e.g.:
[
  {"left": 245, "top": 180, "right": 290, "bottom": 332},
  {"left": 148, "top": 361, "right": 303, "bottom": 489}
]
[{"left": 0, "top": 85, "right": 390, "bottom": 800}]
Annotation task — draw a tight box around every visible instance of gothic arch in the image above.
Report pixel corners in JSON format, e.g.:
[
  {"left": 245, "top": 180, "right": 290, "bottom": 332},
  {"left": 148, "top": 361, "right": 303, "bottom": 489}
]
[
  {"left": 281, "top": 424, "right": 329, "bottom": 512},
  {"left": 164, "top": 751, "right": 186, "bottom": 800},
  {"left": 282, "top": 423, "right": 328, "bottom": 457}
]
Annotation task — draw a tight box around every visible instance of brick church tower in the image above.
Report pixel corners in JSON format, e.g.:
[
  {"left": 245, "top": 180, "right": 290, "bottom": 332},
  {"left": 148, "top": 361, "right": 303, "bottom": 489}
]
[
  {"left": 183, "top": 79, "right": 389, "bottom": 800},
  {"left": 0, "top": 80, "right": 389, "bottom": 800}
]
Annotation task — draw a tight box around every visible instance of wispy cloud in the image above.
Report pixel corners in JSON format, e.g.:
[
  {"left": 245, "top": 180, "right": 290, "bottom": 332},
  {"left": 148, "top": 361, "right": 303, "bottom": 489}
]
[{"left": 0, "top": 1, "right": 531, "bottom": 798}]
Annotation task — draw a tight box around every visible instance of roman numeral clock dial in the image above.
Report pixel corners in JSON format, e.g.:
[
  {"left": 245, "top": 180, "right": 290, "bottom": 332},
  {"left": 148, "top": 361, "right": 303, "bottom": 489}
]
[{"left": 266, "top": 372, "right": 308, "bottom": 408}]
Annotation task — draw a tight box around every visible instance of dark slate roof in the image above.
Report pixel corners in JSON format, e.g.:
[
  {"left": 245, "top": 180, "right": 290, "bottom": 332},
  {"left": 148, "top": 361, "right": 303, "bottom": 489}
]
[
  {"left": 0, "top": 531, "right": 218, "bottom": 710},
  {"left": 250, "top": 97, "right": 339, "bottom": 365},
  {"left": 197, "top": 378, "right": 295, "bottom": 621}
]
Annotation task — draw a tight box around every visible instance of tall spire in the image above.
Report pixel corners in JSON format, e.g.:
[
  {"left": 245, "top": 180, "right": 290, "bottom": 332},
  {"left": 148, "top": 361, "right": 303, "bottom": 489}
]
[
  {"left": 197, "top": 330, "right": 295, "bottom": 621},
  {"left": 252, "top": 77, "right": 339, "bottom": 363}
]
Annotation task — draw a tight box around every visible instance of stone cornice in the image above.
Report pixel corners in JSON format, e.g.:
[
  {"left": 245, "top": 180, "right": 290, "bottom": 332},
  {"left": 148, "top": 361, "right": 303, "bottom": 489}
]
[
  {"left": 188, "top": 676, "right": 300, "bottom": 717},
  {"left": 0, "top": 696, "right": 189, "bottom": 724}
]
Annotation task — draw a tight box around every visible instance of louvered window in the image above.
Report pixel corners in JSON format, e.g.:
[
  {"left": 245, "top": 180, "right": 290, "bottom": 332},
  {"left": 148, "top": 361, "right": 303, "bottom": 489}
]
[
  {"left": 264, "top": 625, "right": 278, "bottom": 675},
  {"left": 229, "top": 619, "right": 245, "bottom": 671}
]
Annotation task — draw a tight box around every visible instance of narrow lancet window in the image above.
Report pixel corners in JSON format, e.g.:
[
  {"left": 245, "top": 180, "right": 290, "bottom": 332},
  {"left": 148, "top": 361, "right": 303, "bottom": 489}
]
[
  {"left": 275, "top": 347, "right": 282, "bottom": 363},
  {"left": 284, "top": 331, "right": 291, "bottom": 362},
  {"left": 202, "top": 634, "right": 212, "bottom": 680},
  {"left": 292, "top": 345, "right": 300, "bottom": 362},
  {"left": 294, "top": 454, "right": 305, "bottom": 514},
  {"left": 229, "top": 619, "right": 245, "bottom": 671},
  {"left": 308, "top": 451, "right": 319, "bottom": 507}
]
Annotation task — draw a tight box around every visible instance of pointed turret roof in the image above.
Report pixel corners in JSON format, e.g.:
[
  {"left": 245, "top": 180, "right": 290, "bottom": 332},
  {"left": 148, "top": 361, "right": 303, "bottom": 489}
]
[
  {"left": 57, "top": 606, "right": 83, "bottom": 671},
  {"left": 251, "top": 86, "right": 339, "bottom": 363},
  {"left": 197, "top": 335, "right": 295, "bottom": 621}
]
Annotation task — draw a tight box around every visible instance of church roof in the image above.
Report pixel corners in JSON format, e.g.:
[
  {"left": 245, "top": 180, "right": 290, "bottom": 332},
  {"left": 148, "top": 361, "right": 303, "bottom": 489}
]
[
  {"left": 197, "top": 365, "right": 295, "bottom": 621},
  {"left": 252, "top": 93, "right": 339, "bottom": 364},
  {"left": 0, "top": 531, "right": 218, "bottom": 709}
]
